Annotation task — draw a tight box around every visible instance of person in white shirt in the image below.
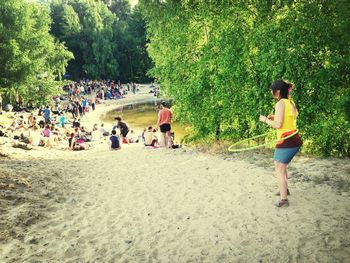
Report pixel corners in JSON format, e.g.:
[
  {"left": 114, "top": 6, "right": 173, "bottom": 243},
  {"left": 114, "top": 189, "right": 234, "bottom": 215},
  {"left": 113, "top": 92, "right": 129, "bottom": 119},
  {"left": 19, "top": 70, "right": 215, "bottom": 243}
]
[{"left": 144, "top": 126, "right": 158, "bottom": 147}]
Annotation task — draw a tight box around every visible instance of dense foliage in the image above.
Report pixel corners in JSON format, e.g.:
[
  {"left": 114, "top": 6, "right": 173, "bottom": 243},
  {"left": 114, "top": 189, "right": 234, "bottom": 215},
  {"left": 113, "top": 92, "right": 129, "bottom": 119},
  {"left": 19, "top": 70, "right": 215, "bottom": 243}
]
[
  {"left": 0, "top": 0, "right": 152, "bottom": 106},
  {"left": 0, "top": 0, "right": 73, "bottom": 105},
  {"left": 50, "top": 0, "right": 153, "bottom": 82},
  {"left": 140, "top": 0, "right": 350, "bottom": 157}
]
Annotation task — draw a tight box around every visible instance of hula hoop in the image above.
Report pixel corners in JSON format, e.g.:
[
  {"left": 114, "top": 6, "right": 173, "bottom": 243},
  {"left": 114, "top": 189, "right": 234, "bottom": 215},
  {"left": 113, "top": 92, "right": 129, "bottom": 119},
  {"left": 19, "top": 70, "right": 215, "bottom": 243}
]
[{"left": 228, "top": 130, "right": 299, "bottom": 153}]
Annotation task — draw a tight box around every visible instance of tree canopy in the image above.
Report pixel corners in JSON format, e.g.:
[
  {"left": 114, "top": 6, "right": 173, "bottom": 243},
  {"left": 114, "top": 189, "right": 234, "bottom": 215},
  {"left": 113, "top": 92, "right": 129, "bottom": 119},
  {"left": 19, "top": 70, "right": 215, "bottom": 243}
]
[
  {"left": 1, "top": 0, "right": 349, "bottom": 157},
  {"left": 0, "top": 0, "right": 73, "bottom": 105},
  {"left": 0, "top": 0, "right": 152, "bottom": 105},
  {"left": 139, "top": 0, "right": 350, "bottom": 157},
  {"left": 50, "top": 0, "right": 153, "bottom": 82}
]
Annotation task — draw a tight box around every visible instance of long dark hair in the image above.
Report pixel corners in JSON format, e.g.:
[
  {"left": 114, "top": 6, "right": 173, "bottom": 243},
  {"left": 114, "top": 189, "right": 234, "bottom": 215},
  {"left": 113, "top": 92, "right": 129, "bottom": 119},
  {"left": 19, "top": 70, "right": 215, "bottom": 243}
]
[{"left": 270, "top": 79, "right": 293, "bottom": 100}]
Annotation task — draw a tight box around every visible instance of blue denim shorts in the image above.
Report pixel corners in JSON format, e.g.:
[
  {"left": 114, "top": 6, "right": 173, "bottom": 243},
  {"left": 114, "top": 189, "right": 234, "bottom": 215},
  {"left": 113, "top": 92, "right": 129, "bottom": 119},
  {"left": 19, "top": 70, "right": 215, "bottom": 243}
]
[{"left": 274, "top": 147, "right": 300, "bottom": 164}]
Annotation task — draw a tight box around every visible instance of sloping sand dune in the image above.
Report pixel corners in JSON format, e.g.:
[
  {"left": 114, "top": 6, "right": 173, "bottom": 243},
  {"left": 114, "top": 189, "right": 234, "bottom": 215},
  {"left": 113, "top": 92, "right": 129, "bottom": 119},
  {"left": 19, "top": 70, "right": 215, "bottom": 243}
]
[{"left": 1, "top": 91, "right": 349, "bottom": 262}]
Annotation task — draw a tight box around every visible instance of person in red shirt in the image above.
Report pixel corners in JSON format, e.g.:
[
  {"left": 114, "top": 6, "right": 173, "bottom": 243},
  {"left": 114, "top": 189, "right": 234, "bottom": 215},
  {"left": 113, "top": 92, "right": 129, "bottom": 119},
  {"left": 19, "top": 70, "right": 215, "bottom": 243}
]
[{"left": 157, "top": 101, "right": 173, "bottom": 148}]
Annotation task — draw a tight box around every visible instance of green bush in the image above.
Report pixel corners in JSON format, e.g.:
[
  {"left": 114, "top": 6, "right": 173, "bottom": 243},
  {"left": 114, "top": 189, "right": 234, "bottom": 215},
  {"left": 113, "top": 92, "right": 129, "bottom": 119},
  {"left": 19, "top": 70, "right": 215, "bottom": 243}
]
[{"left": 140, "top": 0, "right": 350, "bottom": 157}]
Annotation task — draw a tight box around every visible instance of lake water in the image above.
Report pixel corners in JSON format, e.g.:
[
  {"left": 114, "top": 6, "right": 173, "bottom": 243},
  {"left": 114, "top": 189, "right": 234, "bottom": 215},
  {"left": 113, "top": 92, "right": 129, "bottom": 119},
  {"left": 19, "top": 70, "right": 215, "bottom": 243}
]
[{"left": 102, "top": 103, "right": 189, "bottom": 142}]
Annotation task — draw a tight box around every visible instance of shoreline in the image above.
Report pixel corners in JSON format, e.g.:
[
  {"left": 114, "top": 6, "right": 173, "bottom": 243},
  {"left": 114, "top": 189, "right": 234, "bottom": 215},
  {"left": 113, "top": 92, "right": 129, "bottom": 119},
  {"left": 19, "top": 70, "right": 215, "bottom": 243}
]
[
  {"left": 0, "top": 86, "right": 162, "bottom": 158},
  {"left": 1, "top": 88, "right": 350, "bottom": 262}
]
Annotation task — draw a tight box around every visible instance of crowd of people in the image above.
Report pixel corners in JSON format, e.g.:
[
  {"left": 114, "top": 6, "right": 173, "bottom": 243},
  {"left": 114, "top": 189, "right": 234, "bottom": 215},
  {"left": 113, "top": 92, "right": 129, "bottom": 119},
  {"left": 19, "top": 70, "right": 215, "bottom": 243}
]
[
  {"left": 0, "top": 109, "right": 139, "bottom": 151},
  {"left": 64, "top": 80, "right": 139, "bottom": 101},
  {"left": 0, "top": 80, "right": 181, "bottom": 152}
]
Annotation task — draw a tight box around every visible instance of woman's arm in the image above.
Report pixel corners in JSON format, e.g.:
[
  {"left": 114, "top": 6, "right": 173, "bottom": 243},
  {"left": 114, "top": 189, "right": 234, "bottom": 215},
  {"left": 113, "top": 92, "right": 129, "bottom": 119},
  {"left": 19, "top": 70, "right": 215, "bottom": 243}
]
[
  {"left": 259, "top": 100, "right": 285, "bottom": 129},
  {"left": 157, "top": 112, "right": 161, "bottom": 126}
]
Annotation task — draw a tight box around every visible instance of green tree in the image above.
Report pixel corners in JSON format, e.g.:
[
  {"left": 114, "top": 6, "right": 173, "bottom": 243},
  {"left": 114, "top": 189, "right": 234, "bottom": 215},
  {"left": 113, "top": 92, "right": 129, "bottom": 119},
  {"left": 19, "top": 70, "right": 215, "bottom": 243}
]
[
  {"left": 0, "top": 0, "right": 73, "bottom": 105},
  {"left": 140, "top": 0, "right": 350, "bottom": 156},
  {"left": 112, "top": 4, "right": 153, "bottom": 82},
  {"left": 50, "top": 0, "right": 152, "bottom": 82},
  {"left": 50, "top": 0, "right": 118, "bottom": 79}
]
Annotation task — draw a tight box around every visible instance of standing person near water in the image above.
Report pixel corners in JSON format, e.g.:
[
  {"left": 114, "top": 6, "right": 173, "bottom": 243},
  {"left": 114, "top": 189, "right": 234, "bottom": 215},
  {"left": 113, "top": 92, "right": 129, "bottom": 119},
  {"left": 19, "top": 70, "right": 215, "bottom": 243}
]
[
  {"left": 259, "top": 79, "right": 303, "bottom": 207},
  {"left": 114, "top": 116, "right": 129, "bottom": 144},
  {"left": 42, "top": 105, "right": 51, "bottom": 123},
  {"left": 157, "top": 101, "right": 173, "bottom": 148}
]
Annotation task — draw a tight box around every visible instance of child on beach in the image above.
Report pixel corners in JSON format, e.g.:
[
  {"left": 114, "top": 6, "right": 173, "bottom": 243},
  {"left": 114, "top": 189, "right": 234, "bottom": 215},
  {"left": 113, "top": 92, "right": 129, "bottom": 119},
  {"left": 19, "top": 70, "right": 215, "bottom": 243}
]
[{"left": 109, "top": 130, "right": 121, "bottom": 150}]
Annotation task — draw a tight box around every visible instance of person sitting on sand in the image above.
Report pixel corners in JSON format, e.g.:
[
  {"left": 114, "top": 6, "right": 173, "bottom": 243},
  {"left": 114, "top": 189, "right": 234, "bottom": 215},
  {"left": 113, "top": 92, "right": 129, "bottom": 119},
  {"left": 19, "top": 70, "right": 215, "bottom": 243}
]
[
  {"left": 141, "top": 128, "right": 146, "bottom": 144},
  {"left": 50, "top": 125, "right": 60, "bottom": 146},
  {"left": 29, "top": 116, "right": 37, "bottom": 128},
  {"left": 7, "top": 119, "right": 18, "bottom": 132},
  {"left": 17, "top": 115, "right": 26, "bottom": 130},
  {"left": 42, "top": 124, "right": 51, "bottom": 138},
  {"left": 28, "top": 125, "right": 41, "bottom": 147},
  {"left": 28, "top": 113, "right": 35, "bottom": 127},
  {"left": 90, "top": 123, "right": 100, "bottom": 141},
  {"left": 52, "top": 104, "right": 60, "bottom": 115},
  {"left": 127, "top": 130, "right": 139, "bottom": 143},
  {"left": 73, "top": 127, "right": 81, "bottom": 140},
  {"left": 80, "top": 126, "right": 92, "bottom": 142},
  {"left": 68, "top": 132, "right": 88, "bottom": 151},
  {"left": 41, "top": 124, "right": 53, "bottom": 148},
  {"left": 72, "top": 118, "right": 80, "bottom": 128},
  {"left": 38, "top": 119, "right": 45, "bottom": 129},
  {"left": 109, "top": 130, "right": 121, "bottom": 150},
  {"left": 27, "top": 125, "right": 37, "bottom": 146},
  {"left": 99, "top": 123, "right": 109, "bottom": 139},
  {"left": 19, "top": 129, "right": 31, "bottom": 144},
  {"left": 68, "top": 132, "right": 76, "bottom": 149},
  {"left": 144, "top": 126, "right": 158, "bottom": 147}
]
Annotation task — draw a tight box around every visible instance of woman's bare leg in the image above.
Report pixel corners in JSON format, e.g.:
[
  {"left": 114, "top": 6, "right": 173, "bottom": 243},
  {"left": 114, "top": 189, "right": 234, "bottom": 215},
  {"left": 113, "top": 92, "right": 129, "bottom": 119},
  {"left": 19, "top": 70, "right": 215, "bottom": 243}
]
[
  {"left": 166, "top": 131, "right": 173, "bottom": 148},
  {"left": 275, "top": 161, "right": 288, "bottom": 200},
  {"left": 285, "top": 170, "right": 288, "bottom": 192},
  {"left": 161, "top": 132, "right": 166, "bottom": 147}
]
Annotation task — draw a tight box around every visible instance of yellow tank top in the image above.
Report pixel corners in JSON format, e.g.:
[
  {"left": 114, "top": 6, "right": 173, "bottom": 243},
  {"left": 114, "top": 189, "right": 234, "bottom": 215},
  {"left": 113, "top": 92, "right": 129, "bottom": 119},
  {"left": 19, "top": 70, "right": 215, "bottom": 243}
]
[{"left": 276, "top": 99, "right": 298, "bottom": 139}]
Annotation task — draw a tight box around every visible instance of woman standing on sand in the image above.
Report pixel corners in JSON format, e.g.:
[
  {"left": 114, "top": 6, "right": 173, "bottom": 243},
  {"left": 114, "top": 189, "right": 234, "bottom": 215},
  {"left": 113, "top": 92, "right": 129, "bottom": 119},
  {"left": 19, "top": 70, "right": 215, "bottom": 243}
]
[{"left": 259, "top": 79, "right": 302, "bottom": 207}]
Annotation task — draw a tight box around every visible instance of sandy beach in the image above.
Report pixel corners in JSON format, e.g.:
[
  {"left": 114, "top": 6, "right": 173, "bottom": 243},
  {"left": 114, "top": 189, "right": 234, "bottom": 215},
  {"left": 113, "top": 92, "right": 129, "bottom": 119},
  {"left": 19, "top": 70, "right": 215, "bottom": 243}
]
[{"left": 1, "top": 89, "right": 350, "bottom": 262}]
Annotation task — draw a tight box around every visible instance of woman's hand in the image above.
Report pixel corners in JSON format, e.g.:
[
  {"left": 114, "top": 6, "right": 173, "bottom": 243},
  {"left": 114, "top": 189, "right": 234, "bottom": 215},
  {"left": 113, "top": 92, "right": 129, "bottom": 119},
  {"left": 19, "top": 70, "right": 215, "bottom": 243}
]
[
  {"left": 267, "top": 114, "right": 274, "bottom": 120},
  {"left": 259, "top": 115, "right": 267, "bottom": 123}
]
